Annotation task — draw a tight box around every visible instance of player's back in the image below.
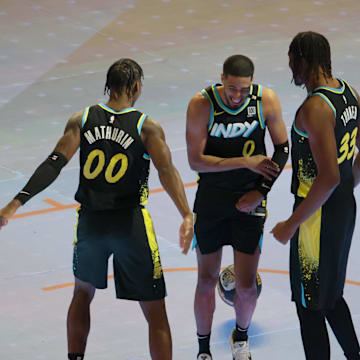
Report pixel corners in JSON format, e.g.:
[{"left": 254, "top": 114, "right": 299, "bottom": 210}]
[
  {"left": 291, "top": 79, "right": 359, "bottom": 199},
  {"left": 75, "top": 104, "right": 150, "bottom": 210}
]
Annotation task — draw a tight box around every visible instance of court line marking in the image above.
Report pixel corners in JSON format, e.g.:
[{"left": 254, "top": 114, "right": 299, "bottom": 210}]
[
  {"left": 12, "top": 165, "right": 292, "bottom": 220},
  {"left": 42, "top": 266, "right": 360, "bottom": 291}
]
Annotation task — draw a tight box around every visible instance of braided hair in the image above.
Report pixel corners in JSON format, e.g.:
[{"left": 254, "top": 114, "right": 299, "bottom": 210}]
[
  {"left": 289, "top": 31, "right": 332, "bottom": 82},
  {"left": 104, "top": 58, "right": 144, "bottom": 98}
]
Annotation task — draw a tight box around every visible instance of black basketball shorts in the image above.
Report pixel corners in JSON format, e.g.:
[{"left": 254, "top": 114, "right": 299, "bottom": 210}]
[
  {"left": 193, "top": 202, "right": 266, "bottom": 255},
  {"left": 73, "top": 206, "right": 166, "bottom": 301}
]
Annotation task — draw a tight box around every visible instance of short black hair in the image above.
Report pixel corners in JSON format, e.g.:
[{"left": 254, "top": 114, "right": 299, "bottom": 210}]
[
  {"left": 223, "top": 55, "right": 254, "bottom": 78},
  {"left": 289, "top": 31, "right": 332, "bottom": 82},
  {"left": 104, "top": 58, "right": 144, "bottom": 98}
]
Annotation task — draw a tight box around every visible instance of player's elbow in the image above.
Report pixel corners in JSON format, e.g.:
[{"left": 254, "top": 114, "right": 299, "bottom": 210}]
[
  {"left": 188, "top": 157, "right": 202, "bottom": 172},
  {"left": 322, "top": 170, "right": 340, "bottom": 190}
]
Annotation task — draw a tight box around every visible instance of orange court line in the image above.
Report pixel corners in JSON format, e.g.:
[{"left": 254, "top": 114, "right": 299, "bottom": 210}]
[
  {"left": 41, "top": 267, "right": 360, "bottom": 291},
  {"left": 11, "top": 181, "right": 202, "bottom": 220},
  {"left": 10, "top": 164, "right": 293, "bottom": 221}
]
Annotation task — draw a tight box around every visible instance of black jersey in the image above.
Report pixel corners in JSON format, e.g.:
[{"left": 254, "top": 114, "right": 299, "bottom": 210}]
[
  {"left": 291, "top": 79, "right": 359, "bottom": 198},
  {"left": 74, "top": 104, "right": 150, "bottom": 210},
  {"left": 198, "top": 83, "right": 267, "bottom": 192},
  {"left": 290, "top": 79, "right": 359, "bottom": 310}
]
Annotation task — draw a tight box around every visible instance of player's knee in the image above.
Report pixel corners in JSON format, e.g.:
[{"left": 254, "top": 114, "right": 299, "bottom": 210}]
[
  {"left": 235, "top": 283, "right": 257, "bottom": 301},
  {"left": 197, "top": 273, "right": 219, "bottom": 292},
  {"left": 73, "top": 287, "right": 95, "bottom": 304}
]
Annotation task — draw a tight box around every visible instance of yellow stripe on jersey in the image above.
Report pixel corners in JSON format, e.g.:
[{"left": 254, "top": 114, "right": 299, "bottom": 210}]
[
  {"left": 201, "top": 89, "right": 215, "bottom": 131},
  {"left": 297, "top": 180, "right": 312, "bottom": 198},
  {"left": 296, "top": 159, "right": 315, "bottom": 197},
  {"left": 82, "top": 107, "right": 90, "bottom": 127},
  {"left": 98, "top": 103, "right": 137, "bottom": 115},
  {"left": 257, "top": 85, "right": 265, "bottom": 129},
  {"left": 293, "top": 122, "right": 309, "bottom": 138},
  {"left": 313, "top": 80, "right": 345, "bottom": 94},
  {"left": 212, "top": 84, "right": 252, "bottom": 115},
  {"left": 311, "top": 93, "right": 336, "bottom": 118},
  {"left": 137, "top": 113, "right": 147, "bottom": 134},
  {"left": 73, "top": 206, "right": 81, "bottom": 245},
  {"left": 141, "top": 209, "right": 163, "bottom": 279},
  {"left": 343, "top": 79, "right": 358, "bottom": 101},
  {"left": 298, "top": 206, "right": 321, "bottom": 304}
]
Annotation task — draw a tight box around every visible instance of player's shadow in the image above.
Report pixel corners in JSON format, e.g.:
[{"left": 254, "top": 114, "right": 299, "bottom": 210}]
[{"left": 217, "top": 319, "right": 269, "bottom": 348}]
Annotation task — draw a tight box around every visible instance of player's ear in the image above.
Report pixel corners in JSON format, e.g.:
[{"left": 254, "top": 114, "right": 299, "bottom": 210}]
[{"left": 132, "top": 81, "right": 142, "bottom": 98}]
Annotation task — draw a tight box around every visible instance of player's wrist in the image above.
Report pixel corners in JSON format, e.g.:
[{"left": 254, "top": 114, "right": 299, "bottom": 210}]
[
  {"left": 285, "top": 216, "right": 298, "bottom": 232},
  {"left": 4, "top": 199, "right": 21, "bottom": 217},
  {"left": 240, "top": 156, "right": 250, "bottom": 169},
  {"left": 183, "top": 212, "right": 193, "bottom": 221}
]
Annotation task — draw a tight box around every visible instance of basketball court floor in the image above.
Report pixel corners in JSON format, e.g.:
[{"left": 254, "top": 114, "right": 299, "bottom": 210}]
[{"left": 1, "top": 0, "right": 360, "bottom": 359}]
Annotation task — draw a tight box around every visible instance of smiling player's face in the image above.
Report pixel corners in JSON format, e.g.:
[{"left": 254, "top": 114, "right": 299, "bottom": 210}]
[{"left": 221, "top": 74, "right": 252, "bottom": 109}]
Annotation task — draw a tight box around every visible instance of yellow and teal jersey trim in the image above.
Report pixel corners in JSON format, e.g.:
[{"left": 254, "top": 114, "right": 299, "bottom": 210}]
[
  {"left": 81, "top": 107, "right": 90, "bottom": 127},
  {"left": 137, "top": 113, "right": 148, "bottom": 135},
  {"left": 98, "top": 103, "right": 137, "bottom": 115},
  {"left": 213, "top": 84, "right": 252, "bottom": 115},
  {"left": 293, "top": 121, "right": 309, "bottom": 138},
  {"left": 256, "top": 85, "right": 265, "bottom": 129},
  {"left": 201, "top": 89, "right": 215, "bottom": 131},
  {"left": 311, "top": 93, "right": 336, "bottom": 118},
  {"left": 343, "top": 79, "right": 358, "bottom": 101},
  {"left": 313, "top": 79, "right": 345, "bottom": 94},
  {"left": 143, "top": 153, "right": 150, "bottom": 160}
]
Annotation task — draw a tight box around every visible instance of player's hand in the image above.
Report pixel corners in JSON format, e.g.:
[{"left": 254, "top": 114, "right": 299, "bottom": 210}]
[
  {"left": 179, "top": 213, "right": 194, "bottom": 255},
  {"left": 246, "top": 155, "right": 279, "bottom": 180},
  {"left": 271, "top": 220, "right": 297, "bottom": 245},
  {"left": 235, "top": 190, "right": 264, "bottom": 213},
  {"left": 0, "top": 200, "right": 21, "bottom": 231},
  {"left": 0, "top": 215, "right": 9, "bottom": 229}
]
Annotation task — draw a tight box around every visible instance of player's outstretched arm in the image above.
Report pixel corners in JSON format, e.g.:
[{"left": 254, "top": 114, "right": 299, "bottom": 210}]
[
  {"left": 141, "top": 117, "right": 193, "bottom": 254},
  {"left": 0, "top": 111, "right": 82, "bottom": 230},
  {"left": 186, "top": 92, "right": 279, "bottom": 179}
]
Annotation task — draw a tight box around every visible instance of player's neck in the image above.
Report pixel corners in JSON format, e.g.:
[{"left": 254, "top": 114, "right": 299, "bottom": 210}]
[
  {"left": 105, "top": 97, "right": 134, "bottom": 112},
  {"left": 305, "top": 73, "right": 338, "bottom": 92}
]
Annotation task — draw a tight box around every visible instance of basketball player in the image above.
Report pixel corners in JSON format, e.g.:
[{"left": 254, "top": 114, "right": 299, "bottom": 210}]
[
  {"left": 0, "top": 58, "right": 194, "bottom": 360},
  {"left": 186, "top": 55, "right": 289, "bottom": 360},
  {"left": 272, "top": 31, "right": 360, "bottom": 360}
]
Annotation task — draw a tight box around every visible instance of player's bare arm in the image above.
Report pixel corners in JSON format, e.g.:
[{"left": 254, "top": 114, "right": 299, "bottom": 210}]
[
  {"left": 262, "top": 87, "right": 288, "bottom": 146},
  {"left": 271, "top": 96, "right": 339, "bottom": 244},
  {"left": 141, "top": 117, "right": 193, "bottom": 254},
  {"left": 236, "top": 88, "right": 288, "bottom": 212},
  {"left": 186, "top": 92, "right": 279, "bottom": 180},
  {"left": 0, "top": 111, "right": 82, "bottom": 230},
  {"left": 351, "top": 87, "right": 360, "bottom": 187}
]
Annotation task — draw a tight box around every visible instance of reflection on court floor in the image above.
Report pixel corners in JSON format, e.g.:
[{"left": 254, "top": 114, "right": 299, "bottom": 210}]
[{"left": 1, "top": 1, "right": 360, "bottom": 359}]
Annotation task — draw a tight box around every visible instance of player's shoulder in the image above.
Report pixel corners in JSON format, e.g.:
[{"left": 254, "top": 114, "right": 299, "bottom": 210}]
[
  {"left": 188, "top": 90, "right": 211, "bottom": 112},
  {"left": 67, "top": 110, "right": 84, "bottom": 129},
  {"left": 298, "top": 95, "right": 334, "bottom": 126},
  {"left": 259, "top": 86, "right": 281, "bottom": 115},
  {"left": 141, "top": 115, "right": 164, "bottom": 137},
  {"left": 261, "top": 86, "right": 279, "bottom": 102}
]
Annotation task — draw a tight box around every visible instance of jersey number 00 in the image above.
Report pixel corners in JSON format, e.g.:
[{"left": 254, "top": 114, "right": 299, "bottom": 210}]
[{"left": 83, "top": 149, "right": 128, "bottom": 183}]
